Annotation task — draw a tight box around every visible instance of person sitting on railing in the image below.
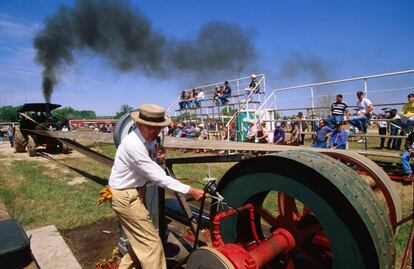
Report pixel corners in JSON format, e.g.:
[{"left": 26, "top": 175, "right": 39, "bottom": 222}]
[
  {"left": 255, "top": 122, "right": 269, "bottom": 143},
  {"left": 179, "top": 90, "right": 188, "bottom": 110},
  {"left": 386, "top": 109, "right": 403, "bottom": 150},
  {"left": 348, "top": 91, "right": 373, "bottom": 134},
  {"left": 190, "top": 88, "right": 198, "bottom": 108},
  {"left": 244, "top": 74, "right": 259, "bottom": 100},
  {"left": 273, "top": 122, "right": 286, "bottom": 145},
  {"left": 195, "top": 88, "right": 205, "bottom": 108},
  {"left": 212, "top": 86, "right": 220, "bottom": 105},
  {"left": 401, "top": 131, "right": 414, "bottom": 177},
  {"left": 329, "top": 121, "right": 348, "bottom": 149},
  {"left": 243, "top": 120, "right": 256, "bottom": 143},
  {"left": 398, "top": 93, "right": 414, "bottom": 133},
  {"left": 219, "top": 81, "right": 232, "bottom": 105},
  {"left": 312, "top": 119, "right": 333, "bottom": 148},
  {"left": 326, "top": 94, "right": 349, "bottom": 129}
]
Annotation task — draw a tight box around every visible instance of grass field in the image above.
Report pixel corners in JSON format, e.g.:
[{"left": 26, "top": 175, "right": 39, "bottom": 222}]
[{"left": 0, "top": 138, "right": 412, "bottom": 267}]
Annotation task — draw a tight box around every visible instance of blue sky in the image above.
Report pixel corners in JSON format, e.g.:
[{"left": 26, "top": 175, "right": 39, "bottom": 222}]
[{"left": 0, "top": 0, "right": 413, "bottom": 115}]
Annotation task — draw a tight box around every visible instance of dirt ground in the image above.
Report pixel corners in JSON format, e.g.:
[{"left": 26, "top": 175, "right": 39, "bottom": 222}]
[{"left": 61, "top": 217, "right": 120, "bottom": 269}]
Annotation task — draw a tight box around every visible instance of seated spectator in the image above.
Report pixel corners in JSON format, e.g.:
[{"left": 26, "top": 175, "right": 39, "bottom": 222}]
[
  {"left": 329, "top": 122, "right": 348, "bottom": 149},
  {"left": 219, "top": 81, "right": 232, "bottom": 105},
  {"left": 387, "top": 109, "right": 403, "bottom": 150},
  {"left": 348, "top": 91, "right": 373, "bottom": 133},
  {"left": 398, "top": 93, "right": 414, "bottom": 132},
  {"left": 401, "top": 131, "right": 414, "bottom": 177},
  {"left": 312, "top": 119, "right": 333, "bottom": 148},
  {"left": 173, "top": 123, "right": 183, "bottom": 137},
  {"left": 179, "top": 90, "right": 188, "bottom": 110},
  {"left": 195, "top": 88, "right": 205, "bottom": 107},
  {"left": 190, "top": 88, "right": 198, "bottom": 108},
  {"left": 256, "top": 122, "right": 269, "bottom": 143},
  {"left": 198, "top": 124, "right": 208, "bottom": 140},
  {"left": 243, "top": 121, "right": 256, "bottom": 143},
  {"left": 212, "top": 86, "right": 220, "bottom": 105},
  {"left": 244, "top": 74, "right": 259, "bottom": 99},
  {"left": 326, "top": 94, "right": 349, "bottom": 129},
  {"left": 273, "top": 122, "right": 285, "bottom": 144}
]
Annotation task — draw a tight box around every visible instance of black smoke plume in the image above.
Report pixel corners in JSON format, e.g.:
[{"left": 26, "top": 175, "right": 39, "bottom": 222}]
[
  {"left": 278, "top": 51, "right": 331, "bottom": 82},
  {"left": 34, "top": 0, "right": 257, "bottom": 102}
]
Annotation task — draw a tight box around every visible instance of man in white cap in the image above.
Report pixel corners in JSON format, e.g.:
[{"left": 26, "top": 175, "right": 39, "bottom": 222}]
[
  {"left": 109, "top": 104, "right": 204, "bottom": 269},
  {"left": 244, "top": 74, "right": 259, "bottom": 100}
]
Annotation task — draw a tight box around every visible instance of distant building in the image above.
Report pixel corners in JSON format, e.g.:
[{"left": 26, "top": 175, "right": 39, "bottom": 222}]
[{"left": 69, "top": 119, "right": 117, "bottom": 128}]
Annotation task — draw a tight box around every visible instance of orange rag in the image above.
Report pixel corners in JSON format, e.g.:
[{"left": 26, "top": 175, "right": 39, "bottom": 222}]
[{"left": 97, "top": 186, "right": 112, "bottom": 205}]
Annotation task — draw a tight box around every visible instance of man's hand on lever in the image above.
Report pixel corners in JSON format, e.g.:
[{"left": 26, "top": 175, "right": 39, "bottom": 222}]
[{"left": 188, "top": 187, "right": 205, "bottom": 201}]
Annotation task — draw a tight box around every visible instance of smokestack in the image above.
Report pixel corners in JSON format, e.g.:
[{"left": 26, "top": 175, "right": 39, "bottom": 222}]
[{"left": 34, "top": 0, "right": 258, "bottom": 102}]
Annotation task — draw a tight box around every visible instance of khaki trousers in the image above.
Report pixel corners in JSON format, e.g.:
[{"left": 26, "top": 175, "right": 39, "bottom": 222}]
[{"left": 110, "top": 187, "right": 166, "bottom": 269}]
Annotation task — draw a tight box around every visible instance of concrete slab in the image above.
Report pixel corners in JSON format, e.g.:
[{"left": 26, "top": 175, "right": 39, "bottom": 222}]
[{"left": 26, "top": 225, "right": 81, "bottom": 269}]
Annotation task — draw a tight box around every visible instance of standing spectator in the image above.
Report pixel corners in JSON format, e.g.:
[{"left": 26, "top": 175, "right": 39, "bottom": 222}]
[
  {"left": 244, "top": 74, "right": 259, "bottom": 99},
  {"left": 7, "top": 127, "right": 14, "bottom": 148},
  {"left": 326, "top": 94, "right": 349, "bottom": 129},
  {"left": 219, "top": 81, "right": 232, "bottom": 105},
  {"left": 243, "top": 121, "right": 256, "bottom": 143},
  {"left": 377, "top": 115, "right": 387, "bottom": 149},
  {"left": 401, "top": 131, "right": 414, "bottom": 177},
  {"left": 348, "top": 91, "right": 374, "bottom": 134},
  {"left": 297, "top": 112, "right": 308, "bottom": 145},
  {"left": 255, "top": 123, "right": 269, "bottom": 143},
  {"left": 273, "top": 122, "right": 285, "bottom": 144},
  {"left": 290, "top": 117, "right": 302, "bottom": 145},
  {"left": 386, "top": 109, "right": 403, "bottom": 150},
  {"left": 329, "top": 122, "right": 348, "bottom": 149},
  {"left": 312, "top": 119, "right": 333, "bottom": 148}
]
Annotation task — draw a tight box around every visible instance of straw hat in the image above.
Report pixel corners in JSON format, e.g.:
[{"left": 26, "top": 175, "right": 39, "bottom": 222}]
[{"left": 130, "top": 104, "right": 172, "bottom": 127}]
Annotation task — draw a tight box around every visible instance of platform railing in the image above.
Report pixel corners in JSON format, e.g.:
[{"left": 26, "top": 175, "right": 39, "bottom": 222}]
[
  {"left": 166, "top": 74, "right": 265, "bottom": 116},
  {"left": 256, "top": 69, "right": 414, "bottom": 124}
]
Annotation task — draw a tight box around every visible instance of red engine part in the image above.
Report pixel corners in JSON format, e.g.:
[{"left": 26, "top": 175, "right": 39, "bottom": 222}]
[{"left": 212, "top": 203, "right": 296, "bottom": 269}]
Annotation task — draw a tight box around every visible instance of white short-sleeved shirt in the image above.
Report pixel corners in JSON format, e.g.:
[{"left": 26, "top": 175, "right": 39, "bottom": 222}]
[
  {"left": 109, "top": 128, "right": 190, "bottom": 194},
  {"left": 356, "top": 98, "right": 372, "bottom": 114}
]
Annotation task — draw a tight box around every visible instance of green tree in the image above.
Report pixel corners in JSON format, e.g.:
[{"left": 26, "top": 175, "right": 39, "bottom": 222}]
[
  {"left": 115, "top": 104, "right": 133, "bottom": 119},
  {"left": 0, "top": 106, "right": 19, "bottom": 122},
  {"left": 52, "top": 107, "right": 97, "bottom": 121}
]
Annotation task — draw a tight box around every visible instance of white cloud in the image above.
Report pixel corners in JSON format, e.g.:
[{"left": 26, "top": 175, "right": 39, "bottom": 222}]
[{"left": 0, "top": 14, "right": 42, "bottom": 39}]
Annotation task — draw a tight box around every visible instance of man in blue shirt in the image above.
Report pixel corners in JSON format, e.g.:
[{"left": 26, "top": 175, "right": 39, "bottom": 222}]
[
  {"left": 273, "top": 122, "right": 285, "bottom": 144},
  {"left": 219, "top": 81, "right": 232, "bottom": 105},
  {"left": 329, "top": 122, "right": 348, "bottom": 149},
  {"left": 312, "top": 119, "right": 332, "bottom": 148}
]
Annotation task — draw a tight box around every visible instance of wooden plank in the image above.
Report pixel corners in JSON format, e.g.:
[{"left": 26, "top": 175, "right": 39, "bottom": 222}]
[{"left": 164, "top": 137, "right": 401, "bottom": 159}]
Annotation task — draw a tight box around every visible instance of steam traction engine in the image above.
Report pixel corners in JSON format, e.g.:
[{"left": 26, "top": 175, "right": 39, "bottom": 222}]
[{"left": 110, "top": 113, "right": 402, "bottom": 269}]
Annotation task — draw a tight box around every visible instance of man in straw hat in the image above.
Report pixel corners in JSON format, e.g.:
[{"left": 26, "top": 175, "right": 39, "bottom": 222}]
[{"left": 109, "top": 104, "right": 204, "bottom": 269}]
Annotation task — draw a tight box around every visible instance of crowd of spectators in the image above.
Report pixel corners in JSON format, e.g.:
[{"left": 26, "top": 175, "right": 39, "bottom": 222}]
[
  {"left": 179, "top": 88, "right": 205, "bottom": 109},
  {"left": 178, "top": 74, "right": 261, "bottom": 110}
]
